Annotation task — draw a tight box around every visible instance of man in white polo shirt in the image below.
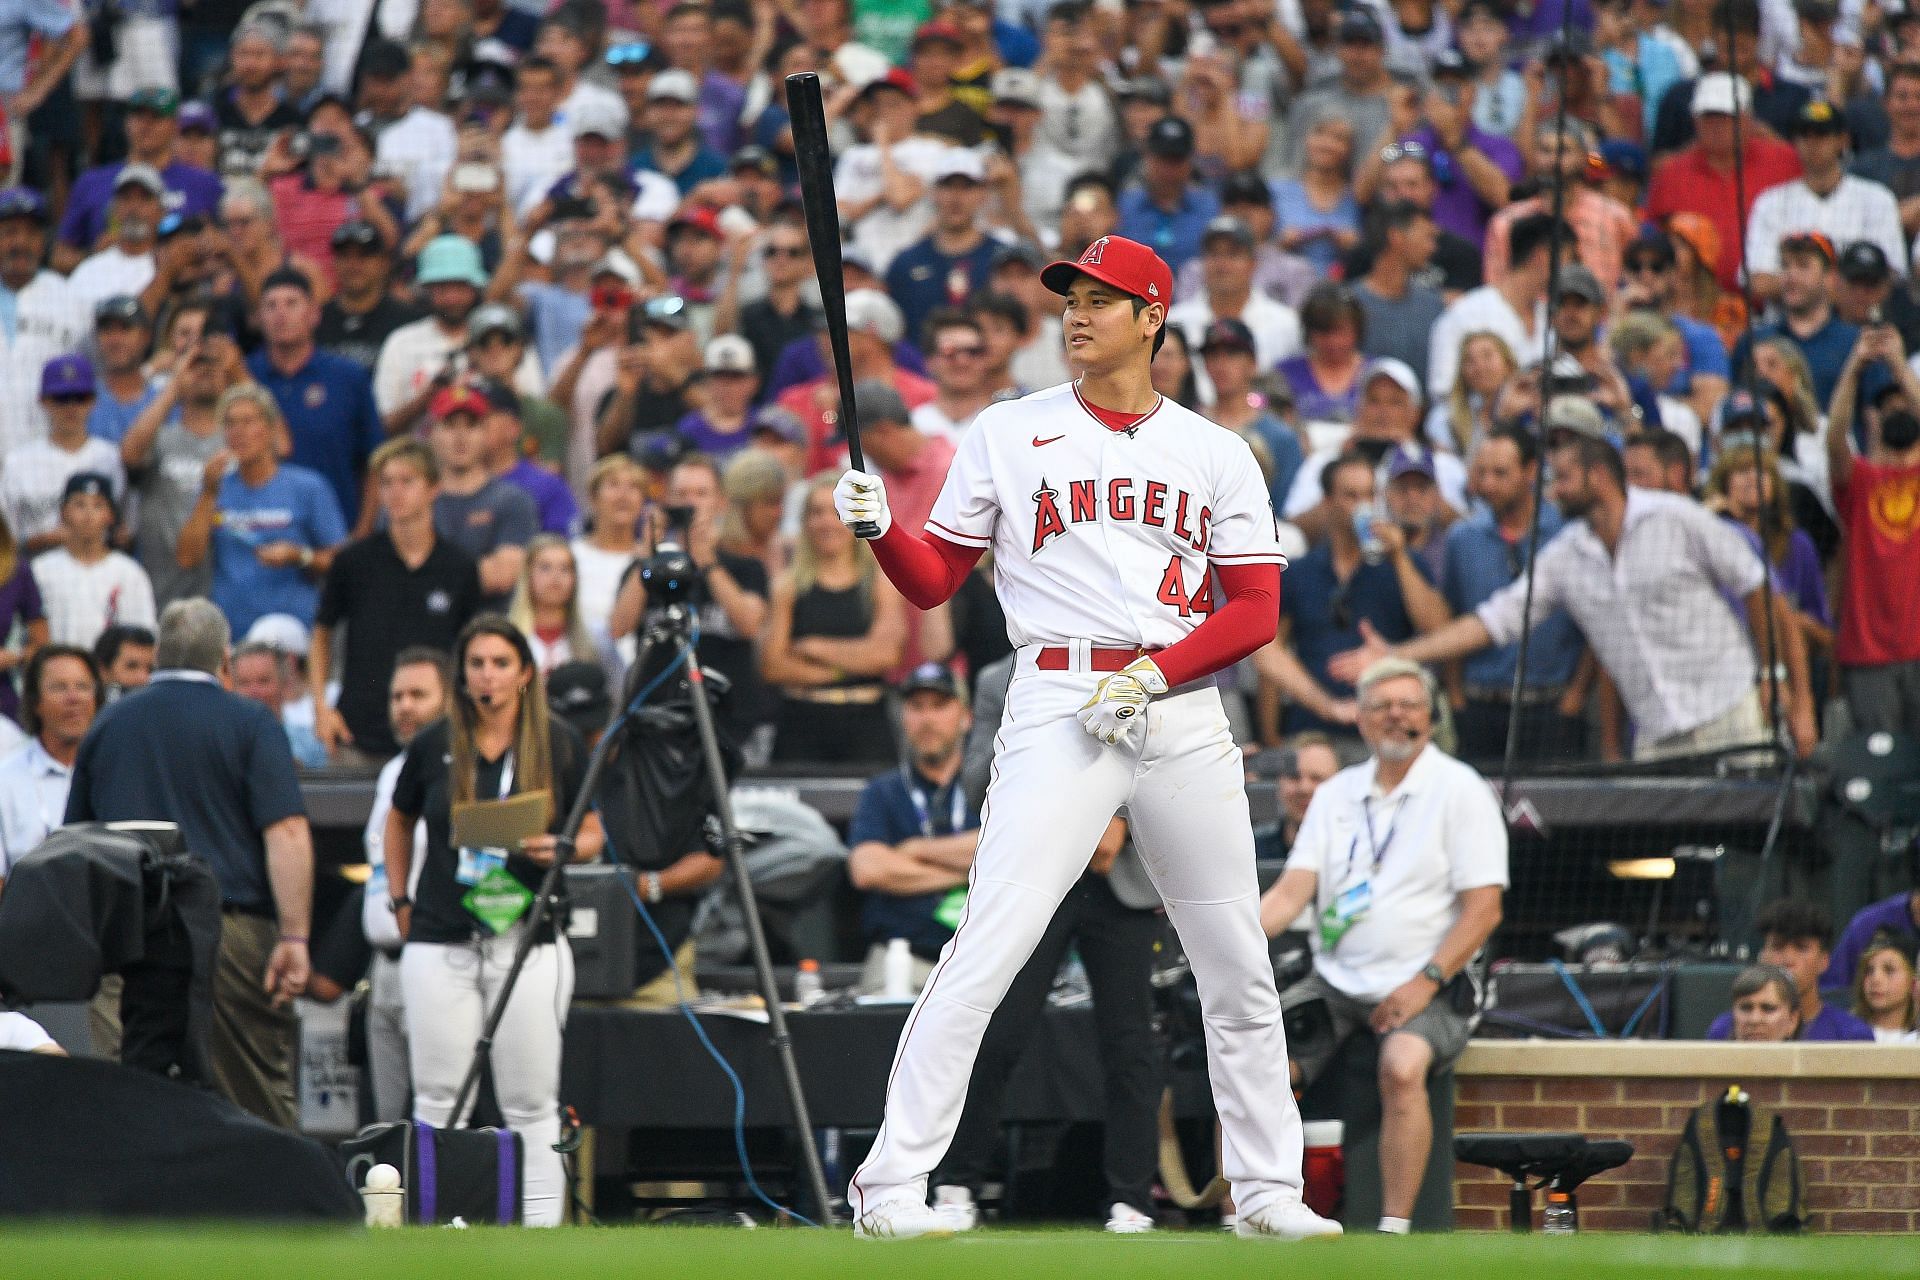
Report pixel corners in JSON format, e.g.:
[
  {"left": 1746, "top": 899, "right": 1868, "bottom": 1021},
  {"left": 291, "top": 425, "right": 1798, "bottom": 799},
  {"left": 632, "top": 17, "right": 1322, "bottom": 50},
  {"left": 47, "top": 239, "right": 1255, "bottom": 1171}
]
[{"left": 1260, "top": 657, "right": 1507, "bottom": 1236}]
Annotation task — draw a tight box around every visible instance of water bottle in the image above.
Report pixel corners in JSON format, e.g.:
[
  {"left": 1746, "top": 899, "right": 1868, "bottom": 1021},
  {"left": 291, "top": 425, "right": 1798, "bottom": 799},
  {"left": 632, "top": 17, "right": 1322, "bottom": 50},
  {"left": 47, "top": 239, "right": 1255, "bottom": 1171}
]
[
  {"left": 883, "top": 938, "right": 914, "bottom": 1000},
  {"left": 1541, "top": 1189, "right": 1576, "bottom": 1234},
  {"left": 795, "top": 958, "right": 824, "bottom": 1008},
  {"left": 1354, "top": 504, "right": 1387, "bottom": 565}
]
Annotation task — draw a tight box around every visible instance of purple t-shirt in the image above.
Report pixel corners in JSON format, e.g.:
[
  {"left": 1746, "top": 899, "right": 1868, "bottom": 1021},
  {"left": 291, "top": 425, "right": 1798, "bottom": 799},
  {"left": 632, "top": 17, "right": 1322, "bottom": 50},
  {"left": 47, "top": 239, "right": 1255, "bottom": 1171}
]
[
  {"left": 1825, "top": 893, "right": 1920, "bottom": 988},
  {"left": 0, "top": 564, "right": 43, "bottom": 723},
  {"left": 1707, "top": 1003, "right": 1877, "bottom": 1041},
  {"left": 698, "top": 70, "right": 746, "bottom": 156},
  {"left": 502, "top": 459, "right": 579, "bottom": 537},
  {"left": 673, "top": 411, "right": 757, "bottom": 461},
  {"left": 1403, "top": 125, "right": 1524, "bottom": 248},
  {"left": 59, "top": 161, "right": 225, "bottom": 250},
  {"left": 1509, "top": 0, "right": 1593, "bottom": 44},
  {"left": 1276, "top": 354, "right": 1362, "bottom": 423},
  {"left": 1720, "top": 518, "right": 1831, "bottom": 627}
]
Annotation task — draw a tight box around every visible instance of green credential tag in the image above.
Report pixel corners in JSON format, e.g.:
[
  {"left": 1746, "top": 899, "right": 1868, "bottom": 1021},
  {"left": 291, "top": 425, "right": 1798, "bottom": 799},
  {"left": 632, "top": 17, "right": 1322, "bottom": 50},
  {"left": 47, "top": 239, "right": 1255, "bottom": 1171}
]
[
  {"left": 463, "top": 865, "right": 534, "bottom": 935},
  {"left": 932, "top": 887, "right": 967, "bottom": 932}
]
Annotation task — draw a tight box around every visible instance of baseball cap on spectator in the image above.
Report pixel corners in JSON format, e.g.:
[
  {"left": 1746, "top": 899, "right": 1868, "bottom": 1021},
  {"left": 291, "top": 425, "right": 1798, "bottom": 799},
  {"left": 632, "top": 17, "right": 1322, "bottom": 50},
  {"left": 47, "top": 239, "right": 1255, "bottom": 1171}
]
[
  {"left": 1665, "top": 212, "right": 1720, "bottom": 275},
  {"left": 1202, "top": 214, "right": 1255, "bottom": 252},
  {"left": 1543, "top": 395, "right": 1606, "bottom": 440},
  {"left": 705, "top": 334, "right": 756, "bottom": 375},
  {"left": 853, "top": 378, "right": 910, "bottom": 428},
  {"left": 591, "top": 250, "right": 642, "bottom": 285},
  {"left": 359, "top": 38, "right": 411, "bottom": 80},
  {"left": 1555, "top": 263, "right": 1606, "bottom": 305},
  {"left": 547, "top": 661, "right": 611, "bottom": 738},
  {"left": 730, "top": 144, "right": 778, "bottom": 177},
  {"left": 126, "top": 85, "right": 179, "bottom": 116},
  {"left": 913, "top": 19, "right": 964, "bottom": 49},
  {"left": 1361, "top": 356, "right": 1421, "bottom": 400},
  {"left": 1600, "top": 139, "right": 1647, "bottom": 180},
  {"left": 1220, "top": 170, "right": 1273, "bottom": 210},
  {"left": 1041, "top": 234, "right": 1172, "bottom": 305},
  {"left": 1839, "top": 241, "right": 1893, "bottom": 284},
  {"left": 62, "top": 472, "right": 117, "bottom": 518},
  {"left": 1721, "top": 386, "right": 1765, "bottom": 429},
  {"left": 843, "top": 289, "right": 906, "bottom": 344},
  {"left": 114, "top": 164, "right": 166, "bottom": 196},
  {"left": 95, "top": 295, "right": 149, "bottom": 327},
  {"left": 1691, "top": 72, "right": 1751, "bottom": 116},
  {"left": 991, "top": 241, "right": 1047, "bottom": 273},
  {"left": 178, "top": 101, "right": 217, "bottom": 134},
  {"left": 465, "top": 61, "right": 516, "bottom": 107},
  {"left": 858, "top": 67, "right": 917, "bottom": 100},
  {"left": 468, "top": 302, "right": 524, "bottom": 342},
  {"left": 1781, "top": 230, "right": 1837, "bottom": 265},
  {"left": 898, "top": 660, "right": 962, "bottom": 699},
  {"left": 1385, "top": 442, "right": 1438, "bottom": 485},
  {"left": 0, "top": 187, "right": 49, "bottom": 223},
  {"left": 1336, "top": 9, "right": 1385, "bottom": 42},
  {"left": 1145, "top": 115, "right": 1196, "bottom": 160},
  {"left": 41, "top": 353, "right": 95, "bottom": 399},
  {"left": 332, "top": 219, "right": 383, "bottom": 252},
  {"left": 648, "top": 68, "right": 699, "bottom": 103},
  {"left": 992, "top": 67, "right": 1042, "bottom": 107},
  {"left": 751, "top": 404, "right": 807, "bottom": 445},
  {"left": 245, "top": 613, "right": 311, "bottom": 659},
  {"left": 431, "top": 383, "right": 490, "bottom": 420},
  {"left": 669, "top": 206, "right": 723, "bottom": 239},
  {"left": 570, "top": 95, "right": 628, "bottom": 139},
  {"left": 1117, "top": 75, "right": 1172, "bottom": 107},
  {"left": 1199, "top": 317, "right": 1257, "bottom": 355},
  {"left": 1788, "top": 98, "right": 1847, "bottom": 136},
  {"left": 930, "top": 149, "right": 986, "bottom": 184},
  {"left": 416, "top": 235, "right": 488, "bottom": 288}
]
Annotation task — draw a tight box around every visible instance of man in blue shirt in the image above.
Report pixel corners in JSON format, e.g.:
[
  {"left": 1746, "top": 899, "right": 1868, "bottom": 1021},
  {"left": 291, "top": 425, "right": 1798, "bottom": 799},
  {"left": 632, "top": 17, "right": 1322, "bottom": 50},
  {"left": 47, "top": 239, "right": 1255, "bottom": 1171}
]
[
  {"left": 632, "top": 69, "right": 728, "bottom": 195},
  {"left": 1708, "top": 899, "right": 1876, "bottom": 1041},
  {"left": 1620, "top": 235, "right": 1729, "bottom": 425},
  {"left": 67, "top": 597, "right": 315, "bottom": 1127},
  {"left": 1441, "top": 425, "right": 1587, "bottom": 764},
  {"left": 56, "top": 87, "right": 224, "bottom": 268},
  {"left": 1116, "top": 116, "right": 1221, "bottom": 275},
  {"left": 247, "top": 268, "right": 385, "bottom": 527},
  {"left": 884, "top": 150, "right": 999, "bottom": 348},
  {"left": 846, "top": 663, "right": 980, "bottom": 995},
  {"left": 1730, "top": 233, "right": 1886, "bottom": 410}
]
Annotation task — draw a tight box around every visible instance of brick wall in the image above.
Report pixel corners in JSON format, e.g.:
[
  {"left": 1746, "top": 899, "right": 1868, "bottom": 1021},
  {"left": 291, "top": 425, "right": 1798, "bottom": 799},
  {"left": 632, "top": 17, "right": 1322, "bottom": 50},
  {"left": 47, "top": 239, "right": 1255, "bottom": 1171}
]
[{"left": 1452, "top": 1042, "right": 1920, "bottom": 1233}]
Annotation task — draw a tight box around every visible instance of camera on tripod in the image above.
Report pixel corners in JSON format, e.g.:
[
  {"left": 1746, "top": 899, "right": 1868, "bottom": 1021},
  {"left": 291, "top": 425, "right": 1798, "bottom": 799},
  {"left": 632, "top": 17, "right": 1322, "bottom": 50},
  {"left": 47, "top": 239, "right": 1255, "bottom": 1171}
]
[{"left": 639, "top": 503, "right": 700, "bottom": 607}]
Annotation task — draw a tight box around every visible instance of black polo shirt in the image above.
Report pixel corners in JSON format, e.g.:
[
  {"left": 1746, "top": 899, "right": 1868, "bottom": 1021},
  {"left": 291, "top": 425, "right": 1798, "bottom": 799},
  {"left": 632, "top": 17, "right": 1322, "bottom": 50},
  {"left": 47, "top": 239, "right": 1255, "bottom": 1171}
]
[
  {"left": 317, "top": 533, "right": 482, "bottom": 756},
  {"left": 67, "top": 673, "right": 307, "bottom": 912},
  {"left": 390, "top": 718, "right": 588, "bottom": 944},
  {"left": 317, "top": 295, "right": 427, "bottom": 372}
]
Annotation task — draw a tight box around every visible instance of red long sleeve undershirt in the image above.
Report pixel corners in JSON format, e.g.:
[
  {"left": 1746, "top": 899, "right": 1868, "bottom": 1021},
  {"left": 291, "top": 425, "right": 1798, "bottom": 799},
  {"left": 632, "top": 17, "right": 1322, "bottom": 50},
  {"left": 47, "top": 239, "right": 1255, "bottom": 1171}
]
[{"left": 869, "top": 524, "right": 1282, "bottom": 688}]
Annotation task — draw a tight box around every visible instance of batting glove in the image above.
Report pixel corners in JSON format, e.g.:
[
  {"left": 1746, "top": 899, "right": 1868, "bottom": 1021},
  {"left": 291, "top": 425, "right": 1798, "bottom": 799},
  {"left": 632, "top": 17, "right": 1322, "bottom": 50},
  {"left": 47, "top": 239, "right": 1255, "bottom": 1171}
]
[
  {"left": 1077, "top": 656, "right": 1169, "bottom": 747},
  {"left": 832, "top": 468, "right": 892, "bottom": 537}
]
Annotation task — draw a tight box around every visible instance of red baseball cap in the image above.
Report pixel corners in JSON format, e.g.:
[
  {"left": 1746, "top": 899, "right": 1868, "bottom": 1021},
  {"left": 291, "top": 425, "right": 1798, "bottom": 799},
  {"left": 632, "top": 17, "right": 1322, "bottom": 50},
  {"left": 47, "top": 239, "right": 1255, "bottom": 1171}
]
[
  {"left": 1041, "top": 235, "right": 1172, "bottom": 308},
  {"left": 431, "top": 384, "right": 490, "bottom": 421}
]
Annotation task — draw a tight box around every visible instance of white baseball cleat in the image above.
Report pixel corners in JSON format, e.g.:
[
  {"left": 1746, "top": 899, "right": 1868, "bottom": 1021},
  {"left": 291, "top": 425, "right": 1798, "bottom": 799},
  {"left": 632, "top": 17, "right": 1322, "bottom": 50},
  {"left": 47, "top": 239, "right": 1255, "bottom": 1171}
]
[
  {"left": 932, "top": 1185, "right": 979, "bottom": 1232},
  {"left": 854, "top": 1198, "right": 955, "bottom": 1239},
  {"left": 1105, "top": 1202, "right": 1155, "bottom": 1234},
  {"left": 1235, "top": 1200, "right": 1344, "bottom": 1240}
]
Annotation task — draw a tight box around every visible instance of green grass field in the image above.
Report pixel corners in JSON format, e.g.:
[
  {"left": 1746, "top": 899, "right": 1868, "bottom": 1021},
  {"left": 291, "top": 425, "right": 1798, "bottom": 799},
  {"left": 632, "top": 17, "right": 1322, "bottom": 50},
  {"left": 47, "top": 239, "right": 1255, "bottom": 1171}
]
[{"left": 4, "top": 1226, "right": 1915, "bottom": 1280}]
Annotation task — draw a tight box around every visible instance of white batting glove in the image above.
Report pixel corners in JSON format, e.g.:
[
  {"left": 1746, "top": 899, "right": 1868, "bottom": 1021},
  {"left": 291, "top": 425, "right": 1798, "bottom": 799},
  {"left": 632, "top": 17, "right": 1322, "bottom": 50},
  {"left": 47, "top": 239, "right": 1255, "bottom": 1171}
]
[
  {"left": 832, "top": 468, "right": 892, "bottom": 538},
  {"left": 1077, "top": 656, "right": 1169, "bottom": 747}
]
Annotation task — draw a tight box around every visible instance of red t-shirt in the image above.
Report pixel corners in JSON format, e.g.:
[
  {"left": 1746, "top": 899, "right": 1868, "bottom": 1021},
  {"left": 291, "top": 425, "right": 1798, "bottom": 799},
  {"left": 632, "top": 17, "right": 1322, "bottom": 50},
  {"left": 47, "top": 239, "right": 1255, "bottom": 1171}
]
[
  {"left": 1644, "top": 139, "right": 1802, "bottom": 292},
  {"left": 780, "top": 370, "right": 937, "bottom": 476},
  {"left": 1835, "top": 456, "right": 1920, "bottom": 667}
]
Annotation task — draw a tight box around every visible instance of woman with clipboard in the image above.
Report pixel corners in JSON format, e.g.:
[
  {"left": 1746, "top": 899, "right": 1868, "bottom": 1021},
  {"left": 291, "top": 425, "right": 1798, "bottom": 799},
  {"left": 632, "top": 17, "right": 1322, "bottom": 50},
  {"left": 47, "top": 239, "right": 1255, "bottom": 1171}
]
[{"left": 386, "top": 615, "right": 602, "bottom": 1225}]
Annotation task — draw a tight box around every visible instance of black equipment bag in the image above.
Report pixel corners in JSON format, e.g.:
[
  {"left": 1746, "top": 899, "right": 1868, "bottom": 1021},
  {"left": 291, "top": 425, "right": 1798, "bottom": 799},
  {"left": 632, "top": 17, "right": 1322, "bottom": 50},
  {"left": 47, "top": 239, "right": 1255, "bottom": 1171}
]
[
  {"left": 1662, "top": 1087, "right": 1804, "bottom": 1234},
  {"left": 341, "top": 1121, "right": 524, "bottom": 1225}
]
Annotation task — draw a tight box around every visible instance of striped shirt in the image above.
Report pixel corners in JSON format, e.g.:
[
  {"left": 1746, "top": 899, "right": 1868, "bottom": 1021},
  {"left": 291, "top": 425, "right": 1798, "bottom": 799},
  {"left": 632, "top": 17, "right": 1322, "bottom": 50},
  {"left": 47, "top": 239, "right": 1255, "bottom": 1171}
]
[
  {"left": 1745, "top": 174, "right": 1907, "bottom": 278},
  {"left": 0, "top": 437, "right": 127, "bottom": 546}
]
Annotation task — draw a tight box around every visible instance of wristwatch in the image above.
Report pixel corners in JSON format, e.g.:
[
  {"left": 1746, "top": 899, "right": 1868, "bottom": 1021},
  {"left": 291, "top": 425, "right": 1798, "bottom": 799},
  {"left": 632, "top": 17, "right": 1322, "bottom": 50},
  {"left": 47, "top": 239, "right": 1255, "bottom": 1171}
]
[
  {"left": 1421, "top": 961, "right": 1448, "bottom": 986},
  {"left": 389, "top": 895, "right": 410, "bottom": 913}
]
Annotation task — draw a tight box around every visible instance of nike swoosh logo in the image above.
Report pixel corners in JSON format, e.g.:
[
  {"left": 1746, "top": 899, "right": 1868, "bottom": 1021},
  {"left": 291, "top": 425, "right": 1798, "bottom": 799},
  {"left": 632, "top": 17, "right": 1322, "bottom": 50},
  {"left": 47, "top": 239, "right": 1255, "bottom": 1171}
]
[{"left": 1033, "top": 434, "right": 1065, "bottom": 447}]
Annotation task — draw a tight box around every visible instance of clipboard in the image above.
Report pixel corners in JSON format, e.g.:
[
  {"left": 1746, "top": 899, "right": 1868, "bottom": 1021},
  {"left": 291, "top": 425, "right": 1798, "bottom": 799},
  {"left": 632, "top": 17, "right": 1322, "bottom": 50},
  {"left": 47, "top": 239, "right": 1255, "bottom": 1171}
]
[{"left": 451, "top": 790, "right": 554, "bottom": 850}]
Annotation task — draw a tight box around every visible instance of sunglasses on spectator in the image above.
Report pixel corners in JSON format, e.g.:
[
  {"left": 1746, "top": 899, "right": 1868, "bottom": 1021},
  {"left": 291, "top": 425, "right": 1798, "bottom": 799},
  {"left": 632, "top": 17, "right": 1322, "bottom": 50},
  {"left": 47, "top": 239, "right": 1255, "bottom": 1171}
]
[
  {"left": 47, "top": 392, "right": 96, "bottom": 404},
  {"left": 764, "top": 244, "right": 809, "bottom": 258},
  {"left": 606, "top": 41, "right": 652, "bottom": 66}
]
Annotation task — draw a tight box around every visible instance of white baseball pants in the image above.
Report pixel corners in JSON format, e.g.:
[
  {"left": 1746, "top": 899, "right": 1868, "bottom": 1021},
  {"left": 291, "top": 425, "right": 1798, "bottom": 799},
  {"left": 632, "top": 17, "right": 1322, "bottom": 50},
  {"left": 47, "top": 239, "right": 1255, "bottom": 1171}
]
[
  {"left": 367, "top": 952, "right": 411, "bottom": 1123},
  {"left": 400, "top": 928, "right": 574, "bottom": 1226},
  {"left": 849, "top": 656, "right": 1305, "bottom": 1219}
]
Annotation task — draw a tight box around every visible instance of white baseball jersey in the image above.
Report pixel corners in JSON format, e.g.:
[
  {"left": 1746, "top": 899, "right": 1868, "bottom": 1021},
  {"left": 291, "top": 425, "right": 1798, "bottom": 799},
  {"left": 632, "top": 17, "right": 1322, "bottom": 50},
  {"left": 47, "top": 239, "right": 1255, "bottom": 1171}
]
[{"left": 925, "top": 382, "right": 1288, "bottom": 650}]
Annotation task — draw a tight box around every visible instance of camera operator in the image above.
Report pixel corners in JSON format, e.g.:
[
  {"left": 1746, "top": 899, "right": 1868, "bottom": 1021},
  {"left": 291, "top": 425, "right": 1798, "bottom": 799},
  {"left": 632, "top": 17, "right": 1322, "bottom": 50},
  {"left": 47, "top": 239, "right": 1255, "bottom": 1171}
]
[
  {"left": 1261, "top": 658, "right": 1507, "bottom": 1235},
  {"left": 387, "top": 616, "right": 602, "bottom": 1226}
]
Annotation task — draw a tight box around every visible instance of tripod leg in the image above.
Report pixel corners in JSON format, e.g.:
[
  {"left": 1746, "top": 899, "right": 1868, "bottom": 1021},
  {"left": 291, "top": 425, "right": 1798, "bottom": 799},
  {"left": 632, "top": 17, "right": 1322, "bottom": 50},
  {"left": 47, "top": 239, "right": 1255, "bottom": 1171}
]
[{"left": 676, "top": 630, "right": 835, "bottom": 1224}]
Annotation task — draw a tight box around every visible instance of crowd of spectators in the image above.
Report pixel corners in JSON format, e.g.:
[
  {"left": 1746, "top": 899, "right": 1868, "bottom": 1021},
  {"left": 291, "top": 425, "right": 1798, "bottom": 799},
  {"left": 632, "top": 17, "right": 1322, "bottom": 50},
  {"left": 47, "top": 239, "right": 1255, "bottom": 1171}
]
[{"left": 2, "top": 0, "right": 1920, "bottom": 1187}]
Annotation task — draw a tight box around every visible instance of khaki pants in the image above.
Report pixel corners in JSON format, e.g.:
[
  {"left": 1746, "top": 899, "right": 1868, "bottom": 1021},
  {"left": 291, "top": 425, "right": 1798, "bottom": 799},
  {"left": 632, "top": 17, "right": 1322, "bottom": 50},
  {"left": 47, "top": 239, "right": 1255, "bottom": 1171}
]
[
  {"left": 89, "top": 973, "right": 123, "bottom": 1060},
  {"left": 209, "top": 913, "right": 299, "bottom": 1130},
  {"left": 620, "top": 940, "right": 697, "bottom": 1008},
  {"left": 1635, "top": 690, "right": 1768, "bottom": 762}
]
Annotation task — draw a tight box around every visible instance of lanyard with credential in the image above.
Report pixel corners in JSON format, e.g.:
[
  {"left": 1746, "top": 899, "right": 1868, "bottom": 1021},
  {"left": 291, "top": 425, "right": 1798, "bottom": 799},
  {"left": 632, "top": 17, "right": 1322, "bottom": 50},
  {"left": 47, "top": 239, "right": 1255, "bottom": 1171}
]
[
  {"left": 489, "top": 750, "right": 515, "bottom": 802},
  {"left": 1342, "top": 793, "right": 1404, "bottom": 887},
  {"left": 902, "top": 766, "right": 966, "bottom": 838}
]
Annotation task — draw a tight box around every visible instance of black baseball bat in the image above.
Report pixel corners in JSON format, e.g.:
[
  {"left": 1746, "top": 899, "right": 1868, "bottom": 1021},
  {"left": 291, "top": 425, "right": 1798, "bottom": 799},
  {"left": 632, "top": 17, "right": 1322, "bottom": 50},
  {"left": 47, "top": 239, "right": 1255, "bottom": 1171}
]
[{"left": 785, "top": 70, "right": 881, "bottom": 539}]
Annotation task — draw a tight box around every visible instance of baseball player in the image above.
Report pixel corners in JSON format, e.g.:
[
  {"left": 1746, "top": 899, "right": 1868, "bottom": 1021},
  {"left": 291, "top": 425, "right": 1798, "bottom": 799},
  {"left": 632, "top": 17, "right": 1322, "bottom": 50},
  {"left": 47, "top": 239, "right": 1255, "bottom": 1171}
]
[{"left": 835, "top": 235, "right": 1340, "bottom": 1241}]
